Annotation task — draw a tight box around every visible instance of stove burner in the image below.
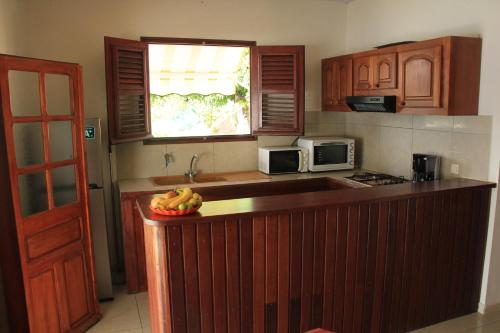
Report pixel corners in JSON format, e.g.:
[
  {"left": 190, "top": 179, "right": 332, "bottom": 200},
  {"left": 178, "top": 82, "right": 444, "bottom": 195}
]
[{"left": 345, "top": 172, "right": 408, "bottom": 186}]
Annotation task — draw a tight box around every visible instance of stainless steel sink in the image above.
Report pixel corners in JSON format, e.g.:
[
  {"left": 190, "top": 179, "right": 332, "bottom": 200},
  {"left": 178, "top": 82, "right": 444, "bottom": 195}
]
[{"left": 150, "top": 174, "right": 228, "bottom": 186}]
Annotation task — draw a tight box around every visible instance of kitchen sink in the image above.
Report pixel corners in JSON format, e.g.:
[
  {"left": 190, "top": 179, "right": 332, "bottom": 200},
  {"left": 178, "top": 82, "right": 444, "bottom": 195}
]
[
  {"left": 149, "top": 171, "right": 269, "bottom": 186},
  {"left": 150, "top": 174, "right": 228, "bottom": 186}
]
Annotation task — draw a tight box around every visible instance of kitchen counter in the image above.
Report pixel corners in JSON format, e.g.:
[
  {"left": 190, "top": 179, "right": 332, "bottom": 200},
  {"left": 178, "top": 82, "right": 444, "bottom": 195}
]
[
  {"left": 137, "top": 178, "right": 495, "bottom": 226},
  {"left": 138, "top": 178, "right": 495, "bottom": 333}
]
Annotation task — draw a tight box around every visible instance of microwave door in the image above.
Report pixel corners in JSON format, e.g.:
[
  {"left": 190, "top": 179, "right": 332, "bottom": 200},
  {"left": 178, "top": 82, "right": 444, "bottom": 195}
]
[
  {"left": 269, "top": 150, "right": 300, "bottom": 174},
  {"left": 314, "top": 143, "right": 348, "bottom": 165}
]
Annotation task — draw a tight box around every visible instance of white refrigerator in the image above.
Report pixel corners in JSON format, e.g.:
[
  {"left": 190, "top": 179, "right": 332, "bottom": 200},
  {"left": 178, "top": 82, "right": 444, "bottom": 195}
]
[{"left": 84, "top": 118, "right": 113, "bottom": 300}]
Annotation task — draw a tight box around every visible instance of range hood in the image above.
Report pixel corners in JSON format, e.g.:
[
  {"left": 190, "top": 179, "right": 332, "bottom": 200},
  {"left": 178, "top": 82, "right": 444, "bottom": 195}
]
[{"left": 346, "top": 96, "right": 397, "bottom": 113}]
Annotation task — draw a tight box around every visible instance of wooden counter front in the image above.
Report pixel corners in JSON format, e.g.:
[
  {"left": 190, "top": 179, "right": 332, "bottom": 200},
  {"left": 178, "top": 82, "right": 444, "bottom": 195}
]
[{"left": 138, "top": 179, "right": 495, "bottom": 333}]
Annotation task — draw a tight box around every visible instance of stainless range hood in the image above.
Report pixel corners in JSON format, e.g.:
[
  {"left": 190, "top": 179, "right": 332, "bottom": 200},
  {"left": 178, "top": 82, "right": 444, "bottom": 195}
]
[{"left": 346, "top": 95, "right": 397, "bottom": 113}]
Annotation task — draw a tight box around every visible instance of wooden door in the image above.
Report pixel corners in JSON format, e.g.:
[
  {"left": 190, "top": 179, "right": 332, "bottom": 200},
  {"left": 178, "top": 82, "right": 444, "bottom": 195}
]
[
  {"left": 0, "top": 55, "right": 100, "bottom": 332},
  {"left": 353, "top": 56, "right": 372, "bottom": 91},
  {"left": 398, "top": 46, "right": 442, "bottom": 108},
  {"left": 372, "top": 52, "right": 397, "bottom": 90}
]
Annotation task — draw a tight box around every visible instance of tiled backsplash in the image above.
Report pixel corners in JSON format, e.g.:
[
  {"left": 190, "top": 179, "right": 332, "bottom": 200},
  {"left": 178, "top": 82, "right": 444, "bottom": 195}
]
[
  {"left": 342, "top": 113, "right": 492, "bottom": 180},
  {"left": 113, "top": 111, "right": 345, "bottom": 180},
  {"left": 113, "top": 111, "right": 492, "bottom": 181}
]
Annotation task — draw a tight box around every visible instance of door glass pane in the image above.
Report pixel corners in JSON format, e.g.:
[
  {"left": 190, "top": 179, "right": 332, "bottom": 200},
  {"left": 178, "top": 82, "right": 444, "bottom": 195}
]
[
  {"left": 8, "top": 71, "right": 41, "bottom": 117},
  {"left": 51, "top": 165, "right": 77, "bottom": 207},
  {"left": 13, "top": 122, "right": 45, "bottom": 167},
  {"left": 18, "top": 172, "right": 48, "bottom": 217},
  {"left": 46, "top": 74, "right": 71, "bottom": 115},
  {"left": 49, "top": 121, "right": 73, "bottom": 162}
]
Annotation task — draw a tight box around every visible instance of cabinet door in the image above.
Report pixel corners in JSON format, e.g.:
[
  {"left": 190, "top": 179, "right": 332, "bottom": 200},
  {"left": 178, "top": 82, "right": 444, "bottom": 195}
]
[
  {"left": 399, "top": 46, "right": 442, "bottom": 108},
  {"left": 322, "top": 59, "right": 335, "bottom": 108},
  {"left": 353, "top": 56, "right": 372, "bottom": 91},
  {"left": 322, "top": 58, "right": 352, "bottom": 112},
  {"left": 333, "top": 58, "right": 353, "bottom": 110},
  {"left": 372, "top": 53, "right": 397, "bottom": 89}
]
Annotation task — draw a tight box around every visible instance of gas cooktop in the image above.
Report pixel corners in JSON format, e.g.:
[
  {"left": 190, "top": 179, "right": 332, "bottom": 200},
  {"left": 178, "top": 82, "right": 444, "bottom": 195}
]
[{"left": 345, "top": 172, "right": 408, "bottom": 186}]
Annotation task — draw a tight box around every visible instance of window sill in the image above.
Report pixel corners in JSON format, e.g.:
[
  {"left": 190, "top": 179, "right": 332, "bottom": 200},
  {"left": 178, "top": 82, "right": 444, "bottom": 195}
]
[{"left": 143, "top": 135, "right": 257, "bottom": 145}]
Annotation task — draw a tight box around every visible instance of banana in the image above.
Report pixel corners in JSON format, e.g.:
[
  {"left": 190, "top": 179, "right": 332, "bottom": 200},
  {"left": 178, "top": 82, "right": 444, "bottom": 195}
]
[
  {"left": 150, "top": 197, "right": 165, "bottom": 208},
  {"left": 162, "top": 193, "right": 182, "bottom": 207},
  {"left": 167, "top": 187, "right": 193, "bottom": 209}
]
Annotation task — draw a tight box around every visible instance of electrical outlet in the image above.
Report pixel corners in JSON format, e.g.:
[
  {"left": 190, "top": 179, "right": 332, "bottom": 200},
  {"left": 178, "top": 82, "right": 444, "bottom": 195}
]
[{"left": 451, "top": 163, "right": 460, "bottom": 175}]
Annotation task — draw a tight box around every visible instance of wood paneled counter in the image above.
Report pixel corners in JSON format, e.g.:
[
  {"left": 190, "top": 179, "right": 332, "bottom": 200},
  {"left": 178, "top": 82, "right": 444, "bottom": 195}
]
[{"left": 137, "top": 179, "right": 495, "bottom": 333}]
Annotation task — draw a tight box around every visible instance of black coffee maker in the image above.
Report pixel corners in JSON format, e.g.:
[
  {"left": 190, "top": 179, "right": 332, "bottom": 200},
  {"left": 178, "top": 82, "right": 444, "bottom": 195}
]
[{"left": 412, "top": 154, "right": 440, "bottom": 182}]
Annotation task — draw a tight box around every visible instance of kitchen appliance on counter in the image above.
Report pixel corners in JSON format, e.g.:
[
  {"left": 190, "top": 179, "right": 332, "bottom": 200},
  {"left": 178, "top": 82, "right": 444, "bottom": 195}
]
[
  {"left": 84, "top": 118, "right": 113, "bottom": 300},
  {"left": 345, "top": 172, "right": 408, "bottom": 186},
  {"left": 413, "top": 153, "right": 441, "bottom": 182},
  {"left": 258, "top": 146, "right": 308, "bottom": 175},
  {"left": 345, "top": 95, "right": 397, "bottom": 113},
  {"left": 298, "top": 137, "right": 354, "bottom": 172}
]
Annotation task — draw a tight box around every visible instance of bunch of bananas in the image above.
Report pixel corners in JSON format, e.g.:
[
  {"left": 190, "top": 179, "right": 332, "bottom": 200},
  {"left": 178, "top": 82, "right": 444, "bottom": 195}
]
[{"left": 150, "top": 187, "right": 203, "bottom": 211}]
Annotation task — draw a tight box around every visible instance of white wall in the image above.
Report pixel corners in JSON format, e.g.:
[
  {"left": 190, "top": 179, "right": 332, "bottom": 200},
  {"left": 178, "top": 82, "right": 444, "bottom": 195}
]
[
  {"left": 345, "top": 0, "right": 500, "bottom": 309},
  {"left": 0, "top": 0, "right": 20, "bottom": 54},
  {"left": 16, "top": 0, "right": 348, "bottom": 271}
]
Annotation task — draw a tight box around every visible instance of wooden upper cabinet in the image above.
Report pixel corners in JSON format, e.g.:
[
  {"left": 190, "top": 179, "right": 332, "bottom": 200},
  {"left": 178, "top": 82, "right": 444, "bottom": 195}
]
[
  {"left": 372, "top": 53, "right": 397, "bottom": 90},
  {"left": 105, "top": 37, "right": 152, "bottom": 144},
  {"left": 322, "top": 36, "right": 482, "bottom": 116},
  {"left": 398, "top": 45, "right": 442, "bottom": 108},
  {"left": 251, "top": 45, "right": 305, "bottom": 135},
  {"left": 322, "top": 57, "right": 352, "bottom": 112}
]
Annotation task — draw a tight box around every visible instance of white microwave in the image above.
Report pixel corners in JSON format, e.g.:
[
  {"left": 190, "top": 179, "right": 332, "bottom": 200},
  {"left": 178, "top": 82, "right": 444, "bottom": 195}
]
[
  {"left": 258, "top": 146, "right": 309, "bottom": 174},
  {"left": 297, "top": 137, "right": 355, "bottom": 172}
]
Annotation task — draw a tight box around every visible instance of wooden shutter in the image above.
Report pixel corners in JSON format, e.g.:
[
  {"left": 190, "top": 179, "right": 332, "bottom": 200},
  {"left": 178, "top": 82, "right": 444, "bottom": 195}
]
[
  {"left": 251, "top": 45, "right": 305, "bottom": 135},
  {"left": 105, "top": 37, "right": 152, "bottom": 144}
]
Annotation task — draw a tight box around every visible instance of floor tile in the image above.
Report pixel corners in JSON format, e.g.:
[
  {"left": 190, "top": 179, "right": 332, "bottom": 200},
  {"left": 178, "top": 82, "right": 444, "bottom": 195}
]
[
  {"left": 136, "top": 292, "right": 150, "bottom": 328},
  {"left": 464, "top": 319, "right": 500, "bottom": 332},
  {"left": 87, "top": 286, "right": 141, "bottom": 333}
]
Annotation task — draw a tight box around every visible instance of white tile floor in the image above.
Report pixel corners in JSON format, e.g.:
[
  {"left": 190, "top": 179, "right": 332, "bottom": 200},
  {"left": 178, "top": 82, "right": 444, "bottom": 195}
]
[
  {"left": 86, "top": 286, "right": 500, "bottom": 333},
  {"left": 87, "top": 286, "right": 150, "bottom": 333}
]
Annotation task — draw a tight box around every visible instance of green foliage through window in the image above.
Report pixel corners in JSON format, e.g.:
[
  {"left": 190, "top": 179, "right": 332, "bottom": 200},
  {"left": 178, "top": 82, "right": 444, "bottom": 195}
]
[{"left": 149, "top": 45, "right": 251, "bottom": 138}]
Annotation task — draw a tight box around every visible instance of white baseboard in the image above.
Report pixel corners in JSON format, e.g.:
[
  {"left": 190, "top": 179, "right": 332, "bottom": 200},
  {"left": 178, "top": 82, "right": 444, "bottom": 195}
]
[{"left": 478, "top": 302, "right": 500, "bottom": 314}]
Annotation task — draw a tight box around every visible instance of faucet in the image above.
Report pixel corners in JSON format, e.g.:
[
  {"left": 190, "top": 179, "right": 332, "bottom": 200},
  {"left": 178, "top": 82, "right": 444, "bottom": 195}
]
[
  {"left": 185, "top": 153, "right": 199, "bottom": 180},
  {"left": 164, "top": 153, "right": 172, "bottom": 169}
]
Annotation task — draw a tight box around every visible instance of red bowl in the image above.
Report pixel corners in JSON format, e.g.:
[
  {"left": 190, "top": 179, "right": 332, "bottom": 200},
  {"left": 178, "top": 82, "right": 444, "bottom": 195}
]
[{"left": 150, "top": 204, "right": 201, "bottom": 216}]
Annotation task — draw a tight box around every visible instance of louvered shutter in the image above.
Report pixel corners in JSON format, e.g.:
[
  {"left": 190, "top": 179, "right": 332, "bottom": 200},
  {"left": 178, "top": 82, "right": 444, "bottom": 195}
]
[
  {"left": 105, "top": 37, "right": 152, "bottom": 144},
  {"left": 251, "top": 45, "right": 305, "bottom": 135}
]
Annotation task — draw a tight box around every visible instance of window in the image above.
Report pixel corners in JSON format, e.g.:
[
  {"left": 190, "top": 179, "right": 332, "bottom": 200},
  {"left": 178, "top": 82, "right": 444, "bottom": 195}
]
[
  {"left": 147, "top": 42, "right": 251, "bottom": 139},
  {"left": 104, "top": 36, "right": 305, "bottom": 145}
]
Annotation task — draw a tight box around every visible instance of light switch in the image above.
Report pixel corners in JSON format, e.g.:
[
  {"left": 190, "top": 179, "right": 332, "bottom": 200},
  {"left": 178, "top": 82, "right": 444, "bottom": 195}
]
[{"left": 451, "top": 163, "right": 460, "bottom": 175}]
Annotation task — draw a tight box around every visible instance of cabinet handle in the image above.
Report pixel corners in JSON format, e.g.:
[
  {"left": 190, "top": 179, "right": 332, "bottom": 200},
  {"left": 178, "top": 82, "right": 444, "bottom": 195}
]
[
  {"left": 401, "top": 101, "right": 406, "bottom": 106},
  {"left": 375, "top": 83, "right": 380, "bottom": 88}
]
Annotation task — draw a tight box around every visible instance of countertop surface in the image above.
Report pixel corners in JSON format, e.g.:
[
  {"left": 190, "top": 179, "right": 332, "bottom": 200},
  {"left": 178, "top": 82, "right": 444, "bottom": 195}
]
[
  {"left": 119, "top": 169, "right": 368, "bottom": 194},
  {"left": 137, "top": 178, "right": 495, "bottom": 226}
]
